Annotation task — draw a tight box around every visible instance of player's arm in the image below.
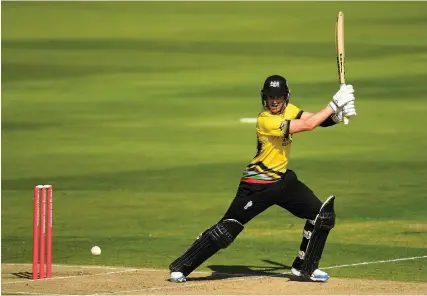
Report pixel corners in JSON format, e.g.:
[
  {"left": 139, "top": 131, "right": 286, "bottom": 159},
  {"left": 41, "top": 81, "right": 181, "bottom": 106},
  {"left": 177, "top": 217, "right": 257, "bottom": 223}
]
[
  {"left": 298, "top": 86, "right": 357, "bottom": 128},
  {"left": 299, "top": 110, "right": 340, "bottom": 127},
  {"left": 299, "top": 111, "right": 314, "bottom": 119},
  {"left": 289, "top": 85, "right": 355, "bottom": 134},
  {"left": 258, "top": 106, "right": 335, "bottom": 137},
  {"left": 288, "top": 106, "right": 335, "bottom": 134}
]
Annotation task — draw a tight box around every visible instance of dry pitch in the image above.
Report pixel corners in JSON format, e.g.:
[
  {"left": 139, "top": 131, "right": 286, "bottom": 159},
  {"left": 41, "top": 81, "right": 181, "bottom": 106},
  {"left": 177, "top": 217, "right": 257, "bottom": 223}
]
[{"left": 2, "top": 264, "right": 426, "bottom": 295}]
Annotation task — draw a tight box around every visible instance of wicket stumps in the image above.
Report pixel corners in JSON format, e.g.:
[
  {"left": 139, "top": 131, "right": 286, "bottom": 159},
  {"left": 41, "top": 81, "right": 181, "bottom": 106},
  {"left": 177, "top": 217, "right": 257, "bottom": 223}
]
[{"left": 33, "top": 185, "right": 53, "bottom": 279}]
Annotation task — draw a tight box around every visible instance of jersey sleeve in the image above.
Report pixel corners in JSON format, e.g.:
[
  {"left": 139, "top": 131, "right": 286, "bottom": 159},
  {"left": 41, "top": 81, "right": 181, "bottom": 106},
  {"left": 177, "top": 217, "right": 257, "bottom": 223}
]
[
  {"left": 257, "top": 115, "right": 290, "bottom": 138},
  {"left": 286, "top": 103, "right": 304, "bottom": 119}
]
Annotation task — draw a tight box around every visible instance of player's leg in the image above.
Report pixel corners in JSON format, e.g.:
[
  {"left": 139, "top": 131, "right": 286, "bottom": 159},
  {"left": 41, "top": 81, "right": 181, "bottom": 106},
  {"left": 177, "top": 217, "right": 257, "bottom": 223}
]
[
  {"left": 276, "top": 170, "right": 335, "bottom": 282},
  {"left": 169, "top": 181, "right": 277, "bottom": 282},
  {"left": 169, "top": 218, "right": 244, "bottom": 282},
  {"left": 298, "top": 195, "right": 335, "bottom": 280}
]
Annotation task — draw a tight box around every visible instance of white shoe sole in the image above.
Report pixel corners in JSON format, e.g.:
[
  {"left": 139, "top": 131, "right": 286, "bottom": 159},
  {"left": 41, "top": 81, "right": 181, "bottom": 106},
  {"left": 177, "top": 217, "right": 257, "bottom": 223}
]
[
  {"left": 170, "top": 272, "right": 186, "bottom": 283},
  {"left": 309, "top": 275, "right": 329, "bottom": 282},
  {"left": 291, "top": 268, "right": 329, "bottom": 282},
  {"left": 170, "top": 277, "right": 186, "bottom": 283}
]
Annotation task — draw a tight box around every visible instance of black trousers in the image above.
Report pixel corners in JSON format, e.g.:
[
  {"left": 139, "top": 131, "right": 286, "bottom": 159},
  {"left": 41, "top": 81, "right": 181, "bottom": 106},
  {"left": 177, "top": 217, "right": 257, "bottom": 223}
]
[
  {"left": 221, "top": 169, "right": 322, "bottom": 224},
  {"left": 170, "top": 169, "right": 326, "bottom": 275}
]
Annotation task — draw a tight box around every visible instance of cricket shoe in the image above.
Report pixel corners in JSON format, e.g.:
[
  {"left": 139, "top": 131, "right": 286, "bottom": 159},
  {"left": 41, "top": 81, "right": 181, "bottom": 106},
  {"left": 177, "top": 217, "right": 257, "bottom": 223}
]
[
  {"left": 291, "top": 267, "right": 329, "bottom": 282},
  {"left": 170, "top": 271, "right": 186, "bottom": 283}
]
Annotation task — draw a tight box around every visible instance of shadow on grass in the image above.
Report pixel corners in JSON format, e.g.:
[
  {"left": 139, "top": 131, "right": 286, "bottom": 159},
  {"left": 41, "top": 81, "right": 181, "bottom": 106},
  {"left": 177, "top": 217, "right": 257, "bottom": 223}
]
[
  {"left": 185, "top": 259, "right": 295, "bottom": 281},
  {"left": 183, "top": 259, "right": 327, "bottom": 283}
]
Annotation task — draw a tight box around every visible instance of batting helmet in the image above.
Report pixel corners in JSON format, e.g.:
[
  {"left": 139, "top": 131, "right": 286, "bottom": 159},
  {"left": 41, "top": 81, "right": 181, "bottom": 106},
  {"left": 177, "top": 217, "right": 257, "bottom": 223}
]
[{"left": 260, "top": 75, "right": 290, "bottom": 111}]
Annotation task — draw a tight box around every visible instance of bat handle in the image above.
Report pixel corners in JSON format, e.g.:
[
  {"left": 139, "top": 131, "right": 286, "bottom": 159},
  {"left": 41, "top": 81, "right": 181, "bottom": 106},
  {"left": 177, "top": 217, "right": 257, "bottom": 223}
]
[{"left": 339, "top": 83, "right": 350, "bottom": 125}]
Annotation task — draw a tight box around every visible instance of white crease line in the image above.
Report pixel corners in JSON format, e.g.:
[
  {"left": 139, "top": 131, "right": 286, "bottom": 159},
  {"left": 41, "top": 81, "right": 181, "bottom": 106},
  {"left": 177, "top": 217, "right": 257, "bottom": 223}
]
[
  {"left": 109, "top": 255, "right": 427, "bottom": 294},
  {"left": 51, "top": 264, "right": 167, "bottom": 272},
  {"left": 322, "top": 255, "right": 427, "bottom": 270},
  {"left": 2, "top": 263, "right": 212, "bottom": 274},
  {"left": 1, "top": 265, "right": 212, "bottom": 285},
  {"left": 6, "top": 292, "right": 49, "bottom": 295},
  {"left": 109, "top": 272, "right": 291, "bottom": 294},
  {"left": 3, "top": 263, "right": 149, "bottom": 271}
]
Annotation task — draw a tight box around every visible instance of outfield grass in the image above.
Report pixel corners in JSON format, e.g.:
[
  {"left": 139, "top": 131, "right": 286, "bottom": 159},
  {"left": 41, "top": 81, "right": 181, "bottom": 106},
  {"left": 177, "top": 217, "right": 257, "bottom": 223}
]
[{"left": 2, "top": 2, "right": 427, "bottom": 282}]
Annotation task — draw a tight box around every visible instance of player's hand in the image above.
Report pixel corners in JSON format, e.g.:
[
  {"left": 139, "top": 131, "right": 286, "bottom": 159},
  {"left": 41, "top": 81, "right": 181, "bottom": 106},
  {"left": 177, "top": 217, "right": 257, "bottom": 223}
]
[
  {"left": 331, "top": 110, "right": 343, "bottom": 123},
  {"left": 332, "top": 101, "right": 356, "bottom": 124},
  {"left": 342, "top": 101, "right": 357, "bottom": 118},
  {"left": 329, "top": 84, "right": 355, "bottom": 112}
]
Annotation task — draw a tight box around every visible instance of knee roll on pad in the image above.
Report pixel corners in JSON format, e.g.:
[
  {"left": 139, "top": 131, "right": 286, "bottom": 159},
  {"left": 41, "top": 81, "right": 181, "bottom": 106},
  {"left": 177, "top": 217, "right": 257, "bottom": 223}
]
[
  {"left": 300, "top": 195, "right": 336, "bottom": 276},
  {"left": 315, "top": 196, "right": 335, "bottom": 231},
  {"left": 209, "top": 219, "right": 244, "bottom": 248}
]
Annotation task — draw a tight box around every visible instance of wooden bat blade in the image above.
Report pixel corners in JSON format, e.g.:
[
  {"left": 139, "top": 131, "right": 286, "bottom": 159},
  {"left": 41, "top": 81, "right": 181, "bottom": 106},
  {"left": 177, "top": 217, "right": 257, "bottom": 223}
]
[
  {"left": 335, "top": 11, "right": 349, "bottom": 124},
  {"left": 336, "top": 11, "right": 345, "bottom": 85}
]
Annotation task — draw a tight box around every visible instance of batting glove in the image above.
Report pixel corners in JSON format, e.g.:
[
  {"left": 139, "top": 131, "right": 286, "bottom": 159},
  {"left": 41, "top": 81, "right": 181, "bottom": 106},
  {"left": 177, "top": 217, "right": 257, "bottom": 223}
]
[
  {"left": 342, "top": 101, "right": 357, "bottom": 118},
  {"left": 329, "top": 84, "right": 355, "bottom": 113},
  {"left": 331, "top": 102, "right": 356, "bottom": 124},
  {"left": 331, "top": 111, "right": 344, "bottom": 123}
]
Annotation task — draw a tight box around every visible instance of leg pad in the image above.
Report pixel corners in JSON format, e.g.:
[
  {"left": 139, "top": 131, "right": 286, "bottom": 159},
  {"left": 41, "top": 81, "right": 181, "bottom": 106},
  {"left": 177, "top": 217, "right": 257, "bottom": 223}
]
[
  {"left": 169, "top": 219, "right": 244, "bottom": 276},
  {"left": 209, "top": 219, "right": 244, "bottom": 248},
  {"left": 300, "top": 195, "right": 336, "bottom": 276}
]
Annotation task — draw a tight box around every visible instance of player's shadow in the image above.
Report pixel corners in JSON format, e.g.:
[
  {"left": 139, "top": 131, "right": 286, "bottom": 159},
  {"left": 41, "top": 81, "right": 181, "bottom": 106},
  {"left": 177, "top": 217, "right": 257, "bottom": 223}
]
[
  {"left": 11, "top": 271, "right": 33, "bottom": 279},
  {"left": 186, "top": 259, "right": 294, "bottom": 281}
]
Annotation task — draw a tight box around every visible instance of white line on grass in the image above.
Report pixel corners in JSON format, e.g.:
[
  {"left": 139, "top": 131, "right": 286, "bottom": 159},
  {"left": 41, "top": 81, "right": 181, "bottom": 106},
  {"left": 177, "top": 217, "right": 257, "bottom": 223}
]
[
  {"left": 239, "top": 118, "right": 257, "bottom": 123},
  {"left": 322, "top": 255, "right": 427, "bottom": 270}
]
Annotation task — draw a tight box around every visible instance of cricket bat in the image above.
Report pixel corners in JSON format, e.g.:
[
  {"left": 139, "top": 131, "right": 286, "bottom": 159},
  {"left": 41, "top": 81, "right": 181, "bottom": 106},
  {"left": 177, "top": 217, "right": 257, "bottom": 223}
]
[{"left": 336, "top": 11, "right": 349, "bottom": 124}]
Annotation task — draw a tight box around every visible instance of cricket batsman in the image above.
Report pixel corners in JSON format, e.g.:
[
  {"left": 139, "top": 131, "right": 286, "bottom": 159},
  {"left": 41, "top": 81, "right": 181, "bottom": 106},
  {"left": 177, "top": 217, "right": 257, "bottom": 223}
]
[{"left": 169, "top": 75, "right": 357, "bottom": 282}]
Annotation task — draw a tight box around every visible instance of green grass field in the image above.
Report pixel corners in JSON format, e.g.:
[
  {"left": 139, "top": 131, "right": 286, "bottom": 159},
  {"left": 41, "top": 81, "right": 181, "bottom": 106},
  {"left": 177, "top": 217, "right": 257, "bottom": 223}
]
[{"left": 2, "top": 1, "right": 426, "bottom": 283}]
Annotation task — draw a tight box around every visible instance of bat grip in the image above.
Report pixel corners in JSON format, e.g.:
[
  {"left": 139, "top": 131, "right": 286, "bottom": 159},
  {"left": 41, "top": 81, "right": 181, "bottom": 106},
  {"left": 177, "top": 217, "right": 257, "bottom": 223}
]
[{"left": 340, "top": 83, "right": 350, "bottom": 125}]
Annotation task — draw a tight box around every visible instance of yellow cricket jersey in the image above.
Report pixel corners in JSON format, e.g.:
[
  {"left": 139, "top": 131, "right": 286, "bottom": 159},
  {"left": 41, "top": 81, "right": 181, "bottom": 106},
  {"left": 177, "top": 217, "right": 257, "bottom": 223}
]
[{"left": 241, "top": 103, "right": 303, "bottom": 183}]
